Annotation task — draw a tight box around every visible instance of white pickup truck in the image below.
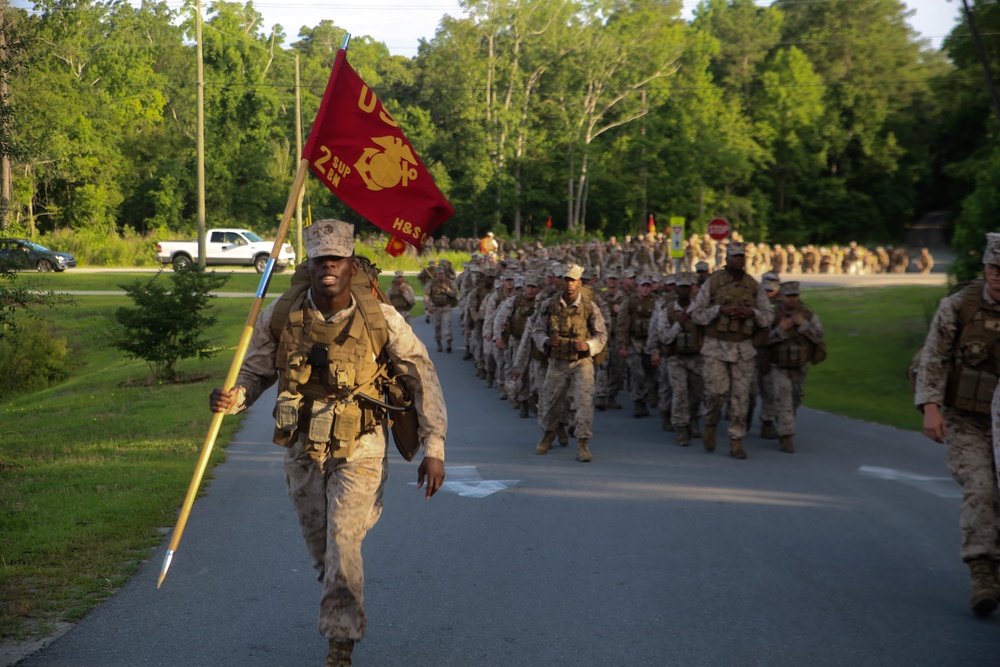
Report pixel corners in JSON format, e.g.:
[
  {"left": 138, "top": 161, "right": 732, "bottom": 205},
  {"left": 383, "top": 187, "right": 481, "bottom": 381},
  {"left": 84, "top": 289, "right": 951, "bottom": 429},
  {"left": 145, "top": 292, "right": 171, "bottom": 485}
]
[{"left": 156, "top": 228, "right": 297, "bottom": 273}]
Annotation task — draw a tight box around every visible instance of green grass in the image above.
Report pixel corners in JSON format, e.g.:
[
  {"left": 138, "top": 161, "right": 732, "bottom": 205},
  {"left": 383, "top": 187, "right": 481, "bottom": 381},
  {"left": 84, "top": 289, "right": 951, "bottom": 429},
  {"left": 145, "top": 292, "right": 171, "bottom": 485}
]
[
  {"left": 801, "top": 286, "right": 944, "bottom": 430},
  {"left": 0, "top": 280, "right": 945, "bottom": 641}
]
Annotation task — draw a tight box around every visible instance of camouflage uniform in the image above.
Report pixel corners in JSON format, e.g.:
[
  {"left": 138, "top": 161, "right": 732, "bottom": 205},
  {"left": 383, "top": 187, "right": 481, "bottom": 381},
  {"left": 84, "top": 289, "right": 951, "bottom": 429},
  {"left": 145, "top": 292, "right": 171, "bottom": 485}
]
[
  {"left": 766, "top": 282, "right": 824, "bottom": 451},
  {"left": 616, "top": 283, "right": 658, "bottom": 416},
  {"left": 691, "top": 251, "right": 774, "bottom": 456},
  {"left": 427, "top": 272, "right": 458, "bottom": 351},
  {"left": 531, "top": 269, "right": 608, "bottom": 454},
  {"left": 224, "top": 291, "right": 447, "bottom": 644},
  {"left": 595, "top": 280, "right": 627, "bottom": 409},
  {"left": 916, "top": 282, "right": 1000, "bottom": 565},
  {"left": 387, "top": 274, "right": 416, "bottom": 323}
]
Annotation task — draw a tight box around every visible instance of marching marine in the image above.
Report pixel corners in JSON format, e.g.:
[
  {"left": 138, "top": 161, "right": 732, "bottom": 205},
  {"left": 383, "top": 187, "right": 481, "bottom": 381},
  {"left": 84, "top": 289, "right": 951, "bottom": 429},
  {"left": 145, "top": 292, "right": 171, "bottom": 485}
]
[
  {"left": 426, "top": 267, "right": 459, "bottom": 352},
  {"left": 387, "top": 270, "right": 416, "bottom": 323},
  {"left": 917, "top": 232, "right": 1000, "bottom": 616},
  {"left": 691, "top": 241, "right": 774, "bottom": 459}
]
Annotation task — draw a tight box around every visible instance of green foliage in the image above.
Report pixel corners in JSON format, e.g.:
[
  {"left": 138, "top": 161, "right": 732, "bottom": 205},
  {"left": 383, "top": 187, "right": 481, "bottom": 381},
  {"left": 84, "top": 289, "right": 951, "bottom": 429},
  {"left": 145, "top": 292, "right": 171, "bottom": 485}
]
[
  {"left": 0, "top": 317, "right": 69, "bottom": 400},
  {"left": 106, "top": 266, "right": 230, "bottom": 381}
]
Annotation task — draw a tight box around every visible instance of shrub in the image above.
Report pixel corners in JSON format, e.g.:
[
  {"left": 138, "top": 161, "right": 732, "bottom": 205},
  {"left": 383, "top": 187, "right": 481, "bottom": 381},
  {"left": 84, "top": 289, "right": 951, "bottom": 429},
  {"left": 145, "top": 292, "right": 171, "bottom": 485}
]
[
  {"left": 105, "top": 266, "right": 230, "bottom": 381},
  {"left": 0, "top": 319, "right": 69, "bottom": 400}
]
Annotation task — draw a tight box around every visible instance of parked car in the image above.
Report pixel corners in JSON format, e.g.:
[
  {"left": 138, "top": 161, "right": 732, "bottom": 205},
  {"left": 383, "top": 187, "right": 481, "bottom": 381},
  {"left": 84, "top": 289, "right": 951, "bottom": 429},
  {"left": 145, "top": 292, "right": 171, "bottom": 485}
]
[
  {"left": 155, "top": 228, "right": 296, "bottom": 273},
  {"left": 0, "top": 238, "right": 77, "bottom": 272}
]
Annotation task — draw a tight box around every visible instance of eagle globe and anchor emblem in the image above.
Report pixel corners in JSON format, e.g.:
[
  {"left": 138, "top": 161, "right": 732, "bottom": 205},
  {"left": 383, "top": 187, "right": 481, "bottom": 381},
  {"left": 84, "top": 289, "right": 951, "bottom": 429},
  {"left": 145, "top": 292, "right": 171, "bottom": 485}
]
[{"left": 355, "top": 136, "right": 420, "bottom": 192}]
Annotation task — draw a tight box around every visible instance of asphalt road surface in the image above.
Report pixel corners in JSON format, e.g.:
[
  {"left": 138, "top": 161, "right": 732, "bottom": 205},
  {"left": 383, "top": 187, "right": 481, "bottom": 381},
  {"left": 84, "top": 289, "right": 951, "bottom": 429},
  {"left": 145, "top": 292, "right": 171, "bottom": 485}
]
[{"left": 11, "top": 303, "right": 1000, "bottom": 667}]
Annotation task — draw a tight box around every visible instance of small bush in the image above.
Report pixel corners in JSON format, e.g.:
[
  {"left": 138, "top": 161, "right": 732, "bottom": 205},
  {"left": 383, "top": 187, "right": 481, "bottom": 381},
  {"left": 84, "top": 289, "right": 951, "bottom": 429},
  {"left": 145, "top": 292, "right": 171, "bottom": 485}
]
[
  {"left": 105, "top": 266, "right": 230, "bottom": 381},
  {"left": 0, "top": 319, "right": 69, "bottom": 400}
]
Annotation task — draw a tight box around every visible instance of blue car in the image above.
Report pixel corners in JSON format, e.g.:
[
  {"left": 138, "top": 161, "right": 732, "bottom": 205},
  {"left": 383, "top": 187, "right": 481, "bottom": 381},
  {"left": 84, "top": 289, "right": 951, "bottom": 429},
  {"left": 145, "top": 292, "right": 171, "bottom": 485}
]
[{"left": 0, "top": 238, "right": 77, "bottom": 272}]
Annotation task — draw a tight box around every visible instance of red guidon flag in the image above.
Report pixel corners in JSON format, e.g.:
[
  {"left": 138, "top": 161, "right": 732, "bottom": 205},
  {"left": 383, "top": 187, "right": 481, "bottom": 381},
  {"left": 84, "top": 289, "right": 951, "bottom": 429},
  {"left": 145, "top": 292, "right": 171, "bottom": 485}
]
[
  {"left": 648, "top": 213, "right": 656, "bottom": 236},
  {"left": 303, "top": 48, "right": 454, "bottom": 256}
]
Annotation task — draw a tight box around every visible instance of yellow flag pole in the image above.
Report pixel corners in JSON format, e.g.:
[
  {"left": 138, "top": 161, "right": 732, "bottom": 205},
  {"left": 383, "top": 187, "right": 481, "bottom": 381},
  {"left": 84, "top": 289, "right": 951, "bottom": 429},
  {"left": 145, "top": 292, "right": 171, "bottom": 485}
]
[{"left": 157, "top": 158, "right": 311, "bottom": 589}]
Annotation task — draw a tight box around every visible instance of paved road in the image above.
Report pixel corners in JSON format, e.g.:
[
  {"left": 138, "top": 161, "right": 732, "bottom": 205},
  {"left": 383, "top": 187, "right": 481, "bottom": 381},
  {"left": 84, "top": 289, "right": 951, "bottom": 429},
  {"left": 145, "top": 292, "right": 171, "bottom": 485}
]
[{"left": 11, "top": 307, "right": 1000, "bottom": 666}]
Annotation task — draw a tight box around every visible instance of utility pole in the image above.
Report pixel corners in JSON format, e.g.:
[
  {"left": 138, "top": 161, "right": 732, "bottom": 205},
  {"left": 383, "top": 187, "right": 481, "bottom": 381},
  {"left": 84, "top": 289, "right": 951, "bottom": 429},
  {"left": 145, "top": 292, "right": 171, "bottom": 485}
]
[
  {"left": 294, "top": 53, "right": 303, "bottom": 262},
  {"left": 962, "top": 0, "right": 1000, "bottom": 133},
  {"left": 195, "top": 0, "right": 207, "bottom": 268}
]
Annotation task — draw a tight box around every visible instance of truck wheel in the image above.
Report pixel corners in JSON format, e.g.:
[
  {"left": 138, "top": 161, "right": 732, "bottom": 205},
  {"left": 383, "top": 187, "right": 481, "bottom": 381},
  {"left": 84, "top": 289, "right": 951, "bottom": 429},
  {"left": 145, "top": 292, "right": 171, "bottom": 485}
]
[
  {"left": 172, "top": 255, "right": 192, "bottom": 271},
  {"left": 254, "top": 255, "right": 269, "bottom": 273}
]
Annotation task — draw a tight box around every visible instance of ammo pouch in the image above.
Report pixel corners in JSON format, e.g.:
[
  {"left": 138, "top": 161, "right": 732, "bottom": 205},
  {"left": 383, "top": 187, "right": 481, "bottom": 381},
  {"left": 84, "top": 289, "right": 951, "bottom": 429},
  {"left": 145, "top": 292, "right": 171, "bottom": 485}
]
[
  {"left": 945, "top": 364, "right": 997, "bottom": 415},
  {"left": 773, "top": 341, "right": 809, "bottom": 368}
]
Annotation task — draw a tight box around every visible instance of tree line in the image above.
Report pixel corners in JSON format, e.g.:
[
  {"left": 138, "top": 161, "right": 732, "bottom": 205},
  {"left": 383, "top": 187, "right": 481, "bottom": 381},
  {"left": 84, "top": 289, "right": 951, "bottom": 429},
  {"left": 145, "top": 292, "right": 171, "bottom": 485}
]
[{"left": 0, "top": 0, "right": 992, "bottom": 273}]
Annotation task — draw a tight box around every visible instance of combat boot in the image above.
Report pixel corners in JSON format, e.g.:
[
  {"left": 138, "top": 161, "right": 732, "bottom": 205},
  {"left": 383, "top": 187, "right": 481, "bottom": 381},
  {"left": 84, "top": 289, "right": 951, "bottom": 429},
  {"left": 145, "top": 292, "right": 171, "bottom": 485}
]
[
  {"left": 729, "top": 437, "right": 747, "bottom": 460},
  {"left": 968, "top": 557, "right": 1000, "bottom": 616},
  {"left": 633, "top": 400, "right": 649, "bottom": 418},
  {"left": 676, "top": 425, "right": 691, "bottom": 447},
  {"left": 555, "top": 424, "right": 570, "bottom": 447},
  {"left": 447, "top": 342, "right": 452, "bottom": 353},
  {"left": 779, "top": 435, "right": 795, "bottom": 453},
  {"left": 437, "top": 341, "right": 443, "bottom": 352},
  {"left": 463, "top": 350, "right": 473, "bottom": 360},
  {"left": 519, "top": 403, "right": 530, "bottom": 419},
  {"left": 691, "top": 421, "right": 702, "bottom": 439},
  {"left": 476, "top": 367, "right": 486, "bottom": 379},
  {"left": 661, "top": 412, "right": 674, "bottom": 432},
  {"left": 535, "top": 431, "right": 556, "bottom": 455},
  {"left": 607, "top": 396, "right": 623, "bottom": 410},
  {"left": 702, "top": 423, "right": 717, "bottom": 452},
  {"left": 595, "top": 397, "right": 607, "bottom": 411},
  {"left": 485, "top": 370, "right": 495, "bottom": 388},
  {"left": 760, "top": 420, "right": 778, "bottom": 440},
  {"left": 326, "top": 639, "right": 354, "bottom": 667},
  {"left": 577, "top": 439, "right": 593, "bottom": 463}
]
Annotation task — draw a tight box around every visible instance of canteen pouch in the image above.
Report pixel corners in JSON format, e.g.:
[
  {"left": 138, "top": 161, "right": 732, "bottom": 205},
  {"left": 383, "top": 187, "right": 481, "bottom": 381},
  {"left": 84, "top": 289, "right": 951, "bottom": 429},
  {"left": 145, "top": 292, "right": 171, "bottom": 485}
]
[
  {"left": 951, "top": 366, "right": 997, "bottom": 415},
  {"left": 273, "top": 391, "right": 302, "bottom": 447},
  {"left": 308, "top": 398, "right": 336, "bottom": 444}
]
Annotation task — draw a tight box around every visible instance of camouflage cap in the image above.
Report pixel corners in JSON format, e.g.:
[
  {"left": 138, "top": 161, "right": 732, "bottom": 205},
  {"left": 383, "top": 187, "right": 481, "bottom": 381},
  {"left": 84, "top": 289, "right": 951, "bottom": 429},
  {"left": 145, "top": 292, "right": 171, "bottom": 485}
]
[
  {"left": 779, "top": 281, "right": 800, "bottom": 296},
  {"left": 661, "top": 273, "right": 677, "bottom": 285},
  {"left": 394, "top": 270, "right": 405, "bottom": 278},
  {"left": 428, "top": 259, "right": 437, "bottom": 265},
  {"left": 604, "top": 270, "right": 619, "bottom": 280},
  {"left": 435, "top": 266, "right": 446, "bottom": 274},
  {"left": 726, "top": 241, "right": 747, "bottom": 257},
  {"left": 563, "top": 263, "right": 585, "bottom": 280},
  {"left": 622, "top": 267, "right": 638, "bottom": 279},
  {"left": 675, "top": 272, "right": 694, "bottom": 287},
  {"left": 525, "top": 273, "right": 543, "bottom": 287},
  {"left": 304, "top": 219, "right": 354, "bottom": 259},
  {"left": 984, "top": 233, "right": 1000, "bottom": 265},
  {"left": 695, "top": 261, "right": 709, "bottom": 272},
  {"left": 638, "top": 273, "right": 654, "bottom": 285},
  {"left": 762, "top": 271, "right": 780, "bottom": 290}
]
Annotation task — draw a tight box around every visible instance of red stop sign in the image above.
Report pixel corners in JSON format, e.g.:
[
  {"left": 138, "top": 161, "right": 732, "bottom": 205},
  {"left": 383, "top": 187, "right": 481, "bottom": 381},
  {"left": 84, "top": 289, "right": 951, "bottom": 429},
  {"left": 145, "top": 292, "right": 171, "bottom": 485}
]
[{"left": 707, "top": 218, "right": 731, "bottom": 241}]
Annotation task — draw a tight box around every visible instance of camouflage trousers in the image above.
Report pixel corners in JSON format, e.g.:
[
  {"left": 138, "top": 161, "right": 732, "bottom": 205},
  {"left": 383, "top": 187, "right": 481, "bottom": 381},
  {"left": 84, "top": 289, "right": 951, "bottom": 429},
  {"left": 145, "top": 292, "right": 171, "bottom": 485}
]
[
  {"left": 470, "top": 321, "right": 484, "bottom": 368},
  {"left": 658, "top": 355, "right": 673, "bottom": 416},
  {"left": 703, "top": 355, "right": 755, "bottom": 439},
  {"left": 944, "top": 407, "right": 1000, "bottom": 562},
  {"left": 430, "top": 305, "right": 452, "bottom": 344},
  {"left": 667, "top": 354, "right": 704, "bottom": 428},
  {"left": 284, "top": 441, "right": 387, "bottom": 642},
  {"left": 625, "top": 345, "right": 656, "bottom": 403},
  {"left": 539, "top": 357, "right": 596, "bottom": 440},
  {"left": 754, "top": 365, "right": 777, "bottom": 424},
  {"left": 771, "top": 365, "right": 807, "bottom": 437},
  {"left": 595, "top": 343, "right": 627, "bottom": 400},
  {"left": 495, "top": 341, "right": 512, "bottom": 398}
]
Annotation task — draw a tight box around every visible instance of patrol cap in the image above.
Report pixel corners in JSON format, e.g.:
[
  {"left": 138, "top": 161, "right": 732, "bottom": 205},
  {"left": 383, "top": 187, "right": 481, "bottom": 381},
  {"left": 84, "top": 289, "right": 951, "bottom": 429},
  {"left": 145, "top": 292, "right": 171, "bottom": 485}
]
[
  {"left": 779, "top": 281, "right": 800, "bottom": 296},
  {"left": 638, "top": 273, "right": 654, "bottom": 285},
  {"left": 549, "top": 262, "right": 564, "bottom": 277},
  {"left": 604, "top": 270, "right": 619, "bottom": 280},
  {"left": 514, "top": 275, "right": 525, "bottom": 288},
  {"left": 662, "top": 273, "right": 677, "bottom": 285},
  {"left": 502, "top": 272, "right": 515, "bottom": 281},
  {"left": 304, "top": 219, "right": 354, "bottom": 259},
  {"left": 762, "top": 272, "right": 780, "bottom": 290},
  {"left": 525, "top": 273, "right": 542, "bottom": 287},
  {"left": 563, "top": 264, "right": 585, "bottom": 280},
  {"left": 622, "top": 267, "right": 638, "bottom": 279},
  {"left": 435, "top": 266, "right": 446, "bottom": 274},
  {"left": 675, "top": 272, "right": 694, "bottom": 287},
  {"left": 984, "top": 233, "right": 1000, "bottom": 265},
  {"left": 428, "top": 259, "right": 437, "bottom": 265},
  {"left": 394, "top": 270, "right": 405, "bottom": 278},
  {"left": 695, "top": 261, "right": 709, "bottom": 272},
  {"left": 726, "top": 241, "right": 747, "bottom": 257}
]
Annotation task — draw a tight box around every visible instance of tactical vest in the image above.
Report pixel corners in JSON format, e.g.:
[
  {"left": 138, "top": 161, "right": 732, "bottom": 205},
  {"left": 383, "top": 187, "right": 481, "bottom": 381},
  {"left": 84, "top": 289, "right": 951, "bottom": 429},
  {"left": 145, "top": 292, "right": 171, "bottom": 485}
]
[
  {"left": 508, "top": 294, "right": 536, "bottom": 341},
  {"left": 704, "top": 270, "right": 760, "bottom": 342},
  {"left": 626, "top": 295, "right": 655, "bottom": 341},
  {"left": 770, "top": 305, "right": 816, "bottom": 368},
  {"left": 545, "top": 295, "right": 594, "bottom": 362},
  {"left": 428, "top": 281, "right": 456, "bottom": 307},
  {"left": 389, "top": 288, "right": 411, "bottom": 311},
  {"left": 269, "top": 282, "right": 390, "bottom": 459},
  {"left": 944, "top": 281, "right": 1000, "bottom": 415},
  {"left": 664, "top": 302, "right": 703, "bottom": 356}
]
